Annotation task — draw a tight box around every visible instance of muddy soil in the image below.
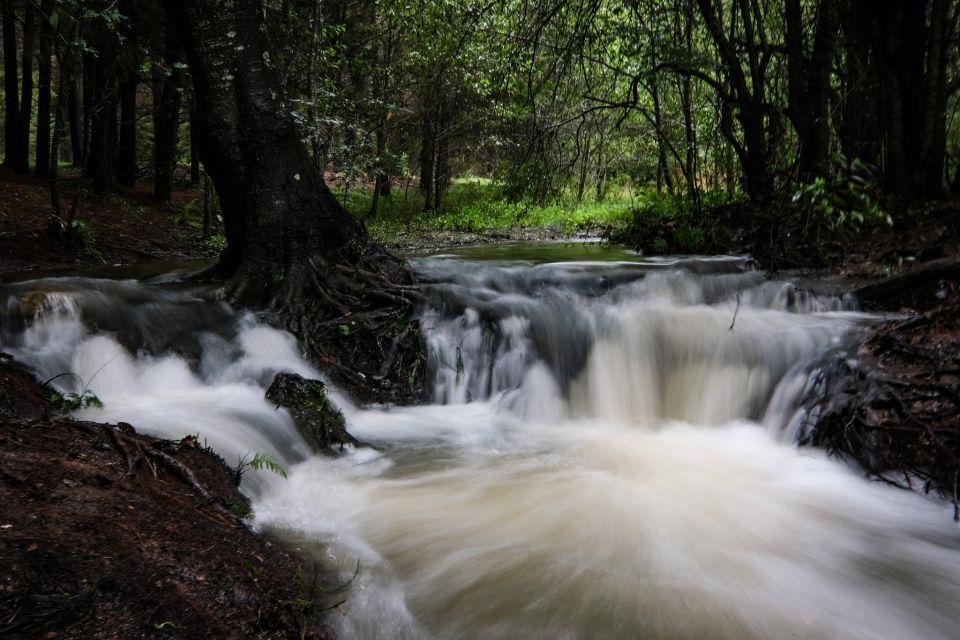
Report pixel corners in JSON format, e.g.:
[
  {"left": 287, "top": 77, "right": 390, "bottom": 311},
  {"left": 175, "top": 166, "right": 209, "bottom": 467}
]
[
  {"left": 0, "top": 359, "right": 339, "bottom": 640},
  {"left": 0, "top": 169, "right": 209, "bottom": 274}
]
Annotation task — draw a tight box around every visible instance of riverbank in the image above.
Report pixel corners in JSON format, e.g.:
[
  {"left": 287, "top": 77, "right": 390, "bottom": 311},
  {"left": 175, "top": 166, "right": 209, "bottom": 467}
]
[{"left": 0, "top": 359, "right": 335, "bottom": 639}]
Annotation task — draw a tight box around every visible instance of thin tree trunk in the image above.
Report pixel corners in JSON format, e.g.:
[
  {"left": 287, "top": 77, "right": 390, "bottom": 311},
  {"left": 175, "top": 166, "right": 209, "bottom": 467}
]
[
  {"left": 116, "top": 0, "right": 139, "bottom": 187},
  {"left": 35, "top": 0, "right": 53, "bottom": 178},
  {"left": 13, "top": 4, "right": 37, "bottom": 173},
  {"left": 116, "top": 76, "right": 138, "bottom": 186},
  {"left": 189, "top": 101, "right": 200, "bottom": 184},
  {"left": 369, "top": 121, "right": 386, "bottom": 219},
  {"left": 420, "top": 109, "right": 436, "bottom": 211},
  {"left": 202, "top": 174, "right": 212, "bottom": 238},
  {"left": 68, "top": 80, "right": 84, "bottom": 165},
  {"left": 652, "top": 82, "right": 674, "bottom": 194},
  {"left": 1, "top": 0, "right": 19, "bottom": 168},
  {"left": 153, "top": 24, "right": 183, "bottom": 203}
]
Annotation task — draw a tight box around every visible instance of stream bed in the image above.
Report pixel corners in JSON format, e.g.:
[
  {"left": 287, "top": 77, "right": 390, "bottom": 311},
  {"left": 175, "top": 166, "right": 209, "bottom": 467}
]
[{"left": 3, "top": 245, "right": 959, "bottom": 639}]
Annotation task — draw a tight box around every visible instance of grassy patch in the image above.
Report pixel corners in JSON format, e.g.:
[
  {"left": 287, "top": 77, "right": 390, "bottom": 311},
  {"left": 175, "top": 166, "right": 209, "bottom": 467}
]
[{"left": 344, "top": 179, "right": 637, "bottom": 241}]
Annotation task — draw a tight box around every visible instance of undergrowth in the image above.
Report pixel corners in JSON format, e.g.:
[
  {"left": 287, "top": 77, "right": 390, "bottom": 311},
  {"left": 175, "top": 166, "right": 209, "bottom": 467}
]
[{"left": 355, "top": 178, "right": 637, "bottom": 240}]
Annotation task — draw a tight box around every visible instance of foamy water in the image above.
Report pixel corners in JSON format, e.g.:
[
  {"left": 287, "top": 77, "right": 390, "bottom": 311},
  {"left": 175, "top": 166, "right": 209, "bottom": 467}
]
[{"left": 3, "top": 253, "right": 958, "bottom": 639}]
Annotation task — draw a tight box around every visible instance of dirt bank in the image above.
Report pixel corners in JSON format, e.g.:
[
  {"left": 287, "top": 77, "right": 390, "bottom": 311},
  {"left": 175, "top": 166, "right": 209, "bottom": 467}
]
[
  {"left": 0, "top": 359, "right": 337, "bottom": 639},
  {"left": 0, "top": 169, "right": 209, "bottom": 274}
]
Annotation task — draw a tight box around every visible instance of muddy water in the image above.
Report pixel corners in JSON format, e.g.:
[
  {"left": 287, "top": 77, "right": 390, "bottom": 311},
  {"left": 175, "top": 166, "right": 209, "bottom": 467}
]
[{"left": 2, "top": 247, "right": 959, "bottom": 639}]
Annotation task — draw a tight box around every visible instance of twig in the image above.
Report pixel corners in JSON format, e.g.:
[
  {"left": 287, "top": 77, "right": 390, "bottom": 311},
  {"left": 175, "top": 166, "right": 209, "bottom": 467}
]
[{"left": 729, "top": 288, "right": 742, "bottom": 330}]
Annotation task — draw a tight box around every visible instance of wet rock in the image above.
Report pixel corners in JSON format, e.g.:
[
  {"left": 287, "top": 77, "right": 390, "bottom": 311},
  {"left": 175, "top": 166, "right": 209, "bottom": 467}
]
[{"left": 266, "top": 373, "right": 357, "bottom": 451}]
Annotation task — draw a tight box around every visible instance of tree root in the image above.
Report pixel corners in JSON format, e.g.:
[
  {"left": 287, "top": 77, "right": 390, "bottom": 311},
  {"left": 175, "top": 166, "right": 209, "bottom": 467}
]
[
  {"left": 807, "top": 300, "right": 960, "bottom": 509},
  {"left": 223, "top": 241, "right": 428, "bottom": 405},
  {"left": 99, "top": 422, "right": 244, "bottom": 527}
]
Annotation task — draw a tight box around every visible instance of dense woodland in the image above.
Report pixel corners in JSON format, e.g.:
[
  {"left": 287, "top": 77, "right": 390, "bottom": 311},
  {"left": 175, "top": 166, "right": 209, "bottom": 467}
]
[{"left": 1, "top": 0, "right": 958, "bottom": 224}]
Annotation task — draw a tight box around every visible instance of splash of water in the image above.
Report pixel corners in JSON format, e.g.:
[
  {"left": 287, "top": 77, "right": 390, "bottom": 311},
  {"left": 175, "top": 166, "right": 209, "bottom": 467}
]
[{"left": 3, "top": 254, "right": 958, "bottom": 640}]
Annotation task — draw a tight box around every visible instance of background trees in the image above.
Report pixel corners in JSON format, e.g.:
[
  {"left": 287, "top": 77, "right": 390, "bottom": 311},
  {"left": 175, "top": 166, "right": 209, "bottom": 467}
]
[{"left": 1, "top": 0, "right": 958, "bottom": 217}]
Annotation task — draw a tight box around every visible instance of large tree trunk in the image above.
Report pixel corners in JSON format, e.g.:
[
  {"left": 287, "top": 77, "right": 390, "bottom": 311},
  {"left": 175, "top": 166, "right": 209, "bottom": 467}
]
[
  {"left": 160, "top": 0, "right": 367, "bottom": 299},
  {"left": 160, "top": 0, "right": 422, "bottom": 404}
]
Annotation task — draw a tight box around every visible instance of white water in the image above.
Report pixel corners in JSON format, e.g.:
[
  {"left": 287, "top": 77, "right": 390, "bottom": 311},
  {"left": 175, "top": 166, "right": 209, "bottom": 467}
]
[{"left": 3, "top": 253, "right": 959, "bottom": 639}]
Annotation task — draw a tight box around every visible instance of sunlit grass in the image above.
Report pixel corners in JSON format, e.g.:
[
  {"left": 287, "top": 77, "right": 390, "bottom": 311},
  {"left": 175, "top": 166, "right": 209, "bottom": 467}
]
[{"left": 340, "top": 178, "right": 637, "bottom": 241}]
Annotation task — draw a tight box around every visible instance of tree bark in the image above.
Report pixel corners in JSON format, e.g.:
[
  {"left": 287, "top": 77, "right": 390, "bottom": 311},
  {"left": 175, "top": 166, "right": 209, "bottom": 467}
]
[
  {"left": 152, "top": 24, "right": 183, "bottom": 203},
  {"left": 787, "top": 0, "right": 839, "bottom": 181},
  {"left": 1, "top": 0, "right": 18, "bottom": 169},
  {"left": 116, "top": 0, "right": 139, "bottom": 187},
  {"left": 159, "top": 0, "right": 368, "bottom": 303},
  {"left": 694, "top": 0, "right": 773, "bottom": 200},
  {"left": 12, "top": 4, "right": 36, "bottom": 173},
  {"left": 116, "top": 76, "right": 138, "bottom": 186},
  {"left": 189, "top": 100, "right": 200, "bottom": 184},
  {"left": 84, "top": 25, "right": 119, "bottom": 192},
  {"left": 35, "top": 0, "right": 54, "bottom": 178},
  {"left": 68, "top": 80, "right": 84, "bottom": 165}
]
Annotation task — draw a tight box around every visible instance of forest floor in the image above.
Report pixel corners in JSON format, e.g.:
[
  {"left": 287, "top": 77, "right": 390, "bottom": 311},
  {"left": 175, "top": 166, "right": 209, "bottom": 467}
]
[
  {"left": 0, "top": 359, "right": 337, "bottom": 639},
  {"left": 1, "top": 171, "right": 959, "bottom": 636}
]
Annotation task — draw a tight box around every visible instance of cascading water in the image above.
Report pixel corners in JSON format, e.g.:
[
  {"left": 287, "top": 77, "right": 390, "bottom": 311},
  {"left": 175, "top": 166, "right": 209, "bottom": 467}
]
[{"left": 3, "top": 247, "right": 959, "bottom": 640}]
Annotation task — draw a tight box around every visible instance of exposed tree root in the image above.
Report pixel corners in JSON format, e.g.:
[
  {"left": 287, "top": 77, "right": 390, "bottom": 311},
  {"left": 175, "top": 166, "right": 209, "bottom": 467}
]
[
  {"left": 808, "top": 299, "right": 960, "bottom": 514},
  {"left": 97, "top": 421, "right": 245, "bottom": 527},
  {"left": 218, "top": 237, "right": 427, "bottom": 405}
]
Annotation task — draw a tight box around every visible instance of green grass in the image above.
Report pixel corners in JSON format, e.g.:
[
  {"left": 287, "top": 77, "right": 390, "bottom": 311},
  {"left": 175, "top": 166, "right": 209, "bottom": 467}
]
[{"left": 341, "top": 178, "right": 638, "bottom": 241}]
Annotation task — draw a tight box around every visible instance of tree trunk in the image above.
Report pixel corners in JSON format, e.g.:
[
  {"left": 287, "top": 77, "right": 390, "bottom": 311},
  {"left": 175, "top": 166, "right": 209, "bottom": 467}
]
[
  {"left": 158, "top": 0, "right": 424, "bottom": 404},
  {"left": 116, "top": 75, "right": 138, "bottom": 186},
  {"left": 84, "top": 27, "right": 119, "bottom": 192},
  {"left": 1, "top": 0, "right": 18, "bottom": 169},
  {"left": 12, "top": 4, "right": 36, "bottom": 173},
  {"left": 116, "top": 0, "right": 139, "bottom": 187},
  {"left": 836, "top": 0, "right": 882, "bottom": 168},
  {"left": 158, "top": 0, "right": 368, "bottom": 301},
  {"left": 369, "top": 120, "right": 387, "bottom": 219},
  {"left": 35, "top": 0, "right": 53, "bottom": 178},
  {"left": 419, "top": 112, "right": 436, "bottom": 211},
  {"left": 694, "top": 0, "right": 773, "bottom": 200},
  {"left": 68, "top": 80, "right": 84, "bottom": 165},
  {"left": 651, "top": 81, "right": 674, "bottom": 194},
  {"left": 189, "top": 101, "right": 200, "bottom": 184},
  {"left": 918, "top": 0, "right": 950, "bottom": 196},
  {"left": 153, "top": 23, "right": 183, "bottom": 203},
  {"left": 787, "top": 0, "right": 839, "bottom": 181}
]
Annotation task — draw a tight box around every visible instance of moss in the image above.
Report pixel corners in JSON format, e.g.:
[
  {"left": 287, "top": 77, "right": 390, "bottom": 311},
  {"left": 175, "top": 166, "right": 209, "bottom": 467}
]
[{"left": 265, "top": 373, "right": 356, "bottom": 451}]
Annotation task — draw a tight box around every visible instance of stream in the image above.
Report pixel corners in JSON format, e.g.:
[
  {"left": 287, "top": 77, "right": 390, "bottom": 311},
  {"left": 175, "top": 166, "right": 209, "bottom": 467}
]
[{"left": 3, "top": 244, "right": 960, "bottom": 639}]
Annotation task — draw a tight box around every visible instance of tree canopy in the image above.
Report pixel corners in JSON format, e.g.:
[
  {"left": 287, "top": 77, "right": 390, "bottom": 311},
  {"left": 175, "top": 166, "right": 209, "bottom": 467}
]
[{"left": 1, "top": 0, "right": 958, "bottom": 237}]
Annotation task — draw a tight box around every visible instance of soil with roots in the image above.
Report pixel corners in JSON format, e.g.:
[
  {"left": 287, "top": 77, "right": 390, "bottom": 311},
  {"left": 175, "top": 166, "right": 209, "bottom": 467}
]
[{"left": 0, "top": 359, "right": 340, "bottom": 640}]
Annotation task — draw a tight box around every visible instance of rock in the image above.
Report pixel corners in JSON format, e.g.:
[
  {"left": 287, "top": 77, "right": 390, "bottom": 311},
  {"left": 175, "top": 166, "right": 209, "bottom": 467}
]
[{"left": 265, "top": 373, "right": 357, "bottom": 451}]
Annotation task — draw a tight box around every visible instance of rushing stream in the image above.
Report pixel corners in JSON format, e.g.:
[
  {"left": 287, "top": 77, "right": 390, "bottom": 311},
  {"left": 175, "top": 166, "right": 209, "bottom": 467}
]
[{"left": 3, "top": 245, "right": 960, "bottom": 639}]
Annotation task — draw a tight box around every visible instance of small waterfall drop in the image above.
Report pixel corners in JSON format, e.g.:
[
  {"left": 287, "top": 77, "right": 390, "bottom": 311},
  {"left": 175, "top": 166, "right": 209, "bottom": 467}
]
[{"left": 3, "top": 248, "right": 959, "bottom": 640}]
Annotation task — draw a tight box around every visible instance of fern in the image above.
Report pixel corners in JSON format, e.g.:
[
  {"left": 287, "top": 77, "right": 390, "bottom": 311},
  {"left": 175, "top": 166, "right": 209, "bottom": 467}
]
[{"left": 247, "top": 452, "right": 288, "bottom": 479}]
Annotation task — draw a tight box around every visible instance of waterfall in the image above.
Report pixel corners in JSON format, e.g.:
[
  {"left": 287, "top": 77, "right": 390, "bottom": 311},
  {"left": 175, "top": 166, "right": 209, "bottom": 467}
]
[{"left": 3, "top": 249, "right": 959, "bottom": 640}]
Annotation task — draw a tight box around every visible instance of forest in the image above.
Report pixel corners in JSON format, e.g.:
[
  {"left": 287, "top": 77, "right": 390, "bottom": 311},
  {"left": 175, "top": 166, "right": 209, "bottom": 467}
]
[
  {"left": 1, "top": 0, "right": 958, "bottom": 235},
  {"left": 2, "top": 1, "right": 960, "bottom": 639}
]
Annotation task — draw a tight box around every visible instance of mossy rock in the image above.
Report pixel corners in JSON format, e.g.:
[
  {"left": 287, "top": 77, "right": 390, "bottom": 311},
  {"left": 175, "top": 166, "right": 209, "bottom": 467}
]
[{"left": 265, "top": 373, "right": 357, "bottom": 451}]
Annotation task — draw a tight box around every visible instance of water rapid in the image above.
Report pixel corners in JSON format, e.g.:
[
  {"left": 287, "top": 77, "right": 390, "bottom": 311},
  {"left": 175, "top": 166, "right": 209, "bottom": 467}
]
[{"left": 3, "top": 249, "right": 959, "bottom": 639}]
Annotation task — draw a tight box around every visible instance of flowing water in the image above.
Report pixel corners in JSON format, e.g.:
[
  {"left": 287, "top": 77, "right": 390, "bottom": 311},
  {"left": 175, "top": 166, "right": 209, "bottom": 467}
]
[{"left": 3, "top": 245, "right": 959, "bottom": 639}]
